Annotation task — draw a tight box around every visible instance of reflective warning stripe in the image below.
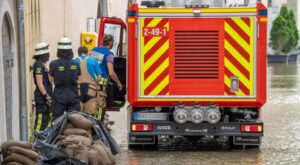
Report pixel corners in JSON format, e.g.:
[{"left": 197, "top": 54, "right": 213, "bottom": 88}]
[
  {"left": 47, "top": 112, "right": 52, "bottom": 128},
  {"left": 128, "top": 18, "right": 135, "bottom": 23},
  {"left": 139, "top": 8, "right": 257, "bottom": 13},
  {"left": 98, "top": 107, "right": 102, "bottom": 120},
  {"left": 35, "top": 113, "right": 43, "bottom": 132},
  {"left": 140, "top": 18, "right": 170, "bottom": 96},
  {"left": 99, "top": 78, "right": 109, "bottom": 85},
  {"left": 260, "top": 17, "right": 267, "bottom": 22},
  {"left": 224, "top": 17, "right": 254, "bottom": 96}
]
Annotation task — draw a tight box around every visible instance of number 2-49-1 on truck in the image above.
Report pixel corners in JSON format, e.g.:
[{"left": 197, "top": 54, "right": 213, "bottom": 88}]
[{"left": 126, "top": 1, "right": 267, "bottom": 148}]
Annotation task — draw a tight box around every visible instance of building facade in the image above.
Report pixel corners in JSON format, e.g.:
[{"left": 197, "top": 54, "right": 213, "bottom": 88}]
[
  {"left": 0, "top": 0, "right": 20, "bottom": 143},
  {"left": 0, "top": 0, "right": 42, "bottom": 143}
]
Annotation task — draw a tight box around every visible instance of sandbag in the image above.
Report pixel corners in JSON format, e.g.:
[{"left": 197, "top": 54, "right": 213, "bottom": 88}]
[
  {"left": 1, "top": 141, "right": 32, "bottom": 150},
  {"left": 5, "top": 162, "right": 23, "bottom": 165},
  {"left": 68, "top": 114, "right": 94, "bottom": 130},
  {"left": 8, "top": 146, "right": 40, "bottom": 161},
  {"left": 87, "top": 147, "right": 103, "bottom": 165},
  {"left": 94, "top": 123, "right": 120, "bottom": 155},
  {"left": 87, "top": 128, "right": 93, "bottom": 141},
  {"left": 91, "top": 145, "right": 110, "bottom": 165},
  {"left": 2, "top": 153, "right": 37, "bottom": 165},
  {"left": 88, "top": 147, "right": 109, "bottom": 165},
  {"left": 73, "top": 146, "right": 89, "bottom": 163},
  {"left": 59, "top": 135, "right": 92, "bottom": 147},
  {"left": 61, "top": 144, "right": 77, "bottom": 157},
  {"left": 93, "top": 140, "right": 115, "bottom": 165},
  {"left": 91, "top": 142, "right": 114, "bottom": 165},
  {"left": 63, "top": 128, "right": 89, "bottom": 138},
  {"left": 66, "top": 123, "right": 75, "bottom": 129}
]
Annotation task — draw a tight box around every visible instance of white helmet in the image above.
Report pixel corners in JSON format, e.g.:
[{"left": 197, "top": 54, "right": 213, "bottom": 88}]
[
  {"left": 34, "top": 42, "right": 50, "bottom": 56},
  {"left": 58, "top": 37, "right": 72, "bottom": 50}
]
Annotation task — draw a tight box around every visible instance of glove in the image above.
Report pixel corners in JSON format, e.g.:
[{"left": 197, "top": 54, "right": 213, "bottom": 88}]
[{"left": 43, "top": 93, "right": 52, "bottom": 106}]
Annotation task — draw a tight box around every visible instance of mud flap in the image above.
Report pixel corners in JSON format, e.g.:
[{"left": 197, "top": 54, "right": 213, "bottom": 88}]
[
  {"left": 233, "top": 136, "right": 261, "bottom": 146},
  {"left": 129, "top": 134, "right": 156, "bottom": 145}
]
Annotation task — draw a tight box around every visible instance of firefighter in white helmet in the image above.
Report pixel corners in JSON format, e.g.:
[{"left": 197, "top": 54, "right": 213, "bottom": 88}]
[
  {"left": 32, "top": 42, "right": 52, "bottom": 134},
  {"left": 49, "top": 37, "right": 81, "bottom": 120}
]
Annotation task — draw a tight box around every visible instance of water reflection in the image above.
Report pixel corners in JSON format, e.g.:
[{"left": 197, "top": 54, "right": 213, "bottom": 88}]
[
  {"left": 112, "top": 62, "right": 300, "bottom": 164},
  {"left": 268, "top": 62, "right": 300, "bottom": 90}
]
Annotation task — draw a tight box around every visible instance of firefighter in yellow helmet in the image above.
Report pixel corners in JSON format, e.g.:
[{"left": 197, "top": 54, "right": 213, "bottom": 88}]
[{"left": 32, "top": 42, "right": 52, "bottom": 134}]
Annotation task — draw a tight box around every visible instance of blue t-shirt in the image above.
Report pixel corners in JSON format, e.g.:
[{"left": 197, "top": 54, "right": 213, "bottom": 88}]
[
  {"left": 90, "top": 47, "right": 114, "bottom": 78},
  {"left": 74, "top": 55, "right": 102, "bottom": 80}
]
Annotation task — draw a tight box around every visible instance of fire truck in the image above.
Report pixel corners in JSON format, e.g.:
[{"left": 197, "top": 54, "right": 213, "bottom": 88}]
[{"left": 99, "top": 0, "right": 267, "bottom": 148}]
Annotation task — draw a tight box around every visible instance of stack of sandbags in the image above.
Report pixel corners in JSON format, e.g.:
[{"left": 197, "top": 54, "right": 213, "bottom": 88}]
[
  {"left": 56, "top": 113, "right": 115, "bottom": 165},
  {"left": 0, "top": 140, "right": 40, "bottom": 165}
]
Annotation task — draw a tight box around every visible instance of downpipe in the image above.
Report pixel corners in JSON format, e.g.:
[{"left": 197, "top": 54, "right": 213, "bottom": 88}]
[{"left": 17, "top": 0, "right": 28, "bottom": 141}]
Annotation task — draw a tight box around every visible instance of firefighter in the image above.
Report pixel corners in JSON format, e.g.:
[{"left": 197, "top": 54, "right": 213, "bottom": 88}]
[
  {"left": 49, "top": 37, "right": 81, "bottom": 121},
  {"left": 74, "top": 46, "right": 103, "bottom": 115},
  {"left": 90, "top": 34, "right": 123, "bottom": 121},
  {"left": 32, "top": 42, "right": 52, "bottom": 133}
]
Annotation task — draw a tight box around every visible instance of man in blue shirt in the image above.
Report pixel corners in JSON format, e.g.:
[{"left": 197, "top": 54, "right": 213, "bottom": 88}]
[
  {"left": 75, "top": 46, "right": 104, "bottom": 115},
  {"left": 90, "top": 35, "right": 122, "bottom": 121}
]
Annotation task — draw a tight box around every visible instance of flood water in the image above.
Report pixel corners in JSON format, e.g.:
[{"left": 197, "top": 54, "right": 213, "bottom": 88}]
[{"left": 108, "top": 61, "right": 300, "bottom": 165}]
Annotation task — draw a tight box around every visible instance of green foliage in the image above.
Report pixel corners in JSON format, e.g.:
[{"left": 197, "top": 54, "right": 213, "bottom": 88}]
[{"left": 270, "top": 5, "right": 299, "bottom": 54}]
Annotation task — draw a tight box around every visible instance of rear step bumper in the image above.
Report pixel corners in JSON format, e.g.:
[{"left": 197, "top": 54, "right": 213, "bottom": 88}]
[
  {"left": 129, "top": 120, "right": 263, "bottom": 137},
  {"left": 129, "top": 121, "right": 263, "bottom": 145}
]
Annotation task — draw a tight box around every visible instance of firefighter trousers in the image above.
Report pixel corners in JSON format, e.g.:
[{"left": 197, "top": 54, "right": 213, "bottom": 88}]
[
  {"left": 51, "top": 87, "right": 80, "bottom": 121},
  {"left": 97, "top": 87, "right": 107, "bottom": 122},
  {"left": 34, "top": 102, "right": 51, "bottom": 132}
]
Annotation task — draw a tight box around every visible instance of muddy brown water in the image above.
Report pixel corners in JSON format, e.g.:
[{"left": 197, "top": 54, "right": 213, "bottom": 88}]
[{"left": 108, "top": 62, "right": 300, "bottom": 165}]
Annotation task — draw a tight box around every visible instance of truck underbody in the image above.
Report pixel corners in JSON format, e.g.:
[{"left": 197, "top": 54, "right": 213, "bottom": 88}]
[{"left": 128, "top": 106, "right": 263, "bottom": 148}]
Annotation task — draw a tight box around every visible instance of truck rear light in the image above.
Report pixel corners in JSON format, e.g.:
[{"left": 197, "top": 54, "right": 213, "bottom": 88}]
[
  {"left": 240, "top": 125, "right": 263, "bottom": 133},
  {"left": 205, "top": 105, "right": 221, "bottom": 124},
  {"left": 190, "top": 107, "right": 205, "bottom": 124},
  {"left": 173, "top": 107, "right": 188, "bottom": 124},
  {"left": 131, "top": 124, "right": 153, "bottom": 132}
]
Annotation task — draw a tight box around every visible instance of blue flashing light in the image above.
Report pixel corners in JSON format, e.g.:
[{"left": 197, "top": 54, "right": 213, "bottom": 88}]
[
  {"left": 128, "top": 11, "right": 137, "bottom": 16},
  {"left": 259, "top": 10, "right": 268, "bottom": 16},
  {"left": 133, "top": 112, "right": 138, "bottom": 121}
]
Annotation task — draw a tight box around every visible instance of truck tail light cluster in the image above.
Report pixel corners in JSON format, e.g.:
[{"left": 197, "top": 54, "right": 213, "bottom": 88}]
[
  {"left": 131, "top": 124, "right": 153, "bottom": 132},
  {"left": 173, "top": 106, "right": 189, "bottom": 124},
  {"left": 240, "top": 125, "right": 263, "bottom": 133}
]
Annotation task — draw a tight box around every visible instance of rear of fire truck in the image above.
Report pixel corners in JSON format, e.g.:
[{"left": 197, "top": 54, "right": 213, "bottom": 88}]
[{"left": 127, "top": 0, "right": 267, "bottom": 148}]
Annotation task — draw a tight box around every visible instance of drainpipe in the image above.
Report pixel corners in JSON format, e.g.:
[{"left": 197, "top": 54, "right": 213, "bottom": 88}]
[
  {"left": 16, "top": 0, "right": 28, "bottom": 141},
  {"left": 97, "top": 0, "right": 108, "bottom": 18}
]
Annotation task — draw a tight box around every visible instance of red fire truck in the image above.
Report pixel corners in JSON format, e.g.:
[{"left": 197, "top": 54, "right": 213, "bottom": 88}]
[{"left": 102, "top": 1, "right": 267, "bottom": 148}]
